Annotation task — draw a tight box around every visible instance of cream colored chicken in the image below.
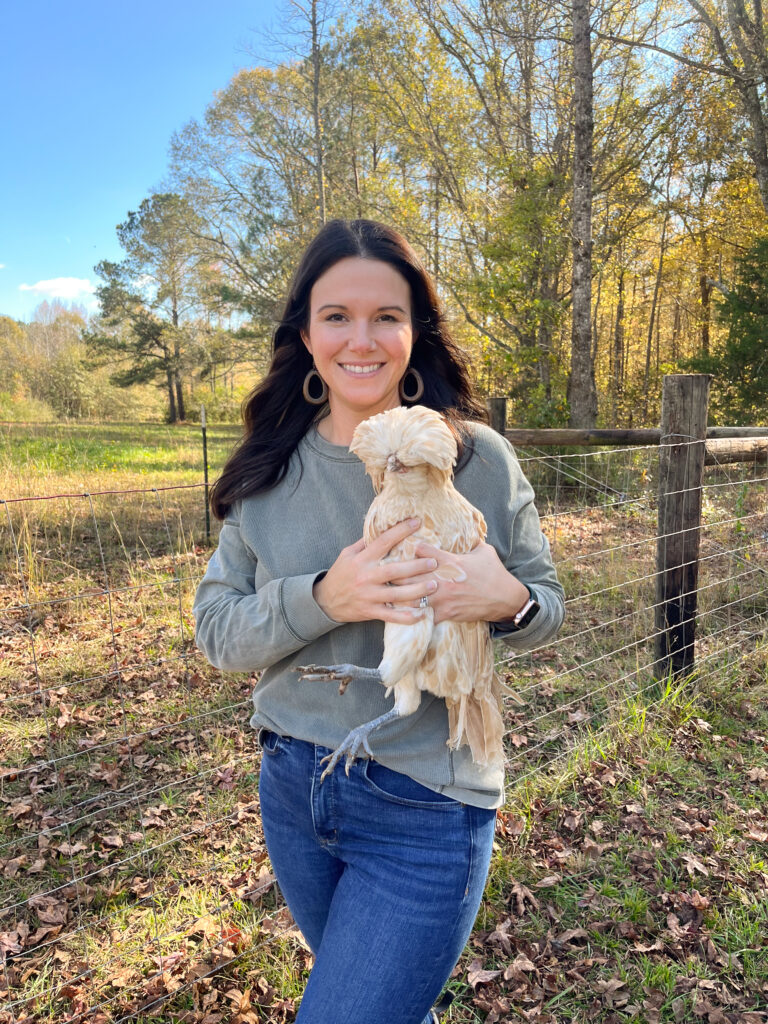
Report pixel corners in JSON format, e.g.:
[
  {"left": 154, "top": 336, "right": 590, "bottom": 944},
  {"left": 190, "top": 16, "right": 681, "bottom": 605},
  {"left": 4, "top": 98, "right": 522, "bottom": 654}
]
[{"left": 299, "top": 404, "right": 505, "bottom": 779}]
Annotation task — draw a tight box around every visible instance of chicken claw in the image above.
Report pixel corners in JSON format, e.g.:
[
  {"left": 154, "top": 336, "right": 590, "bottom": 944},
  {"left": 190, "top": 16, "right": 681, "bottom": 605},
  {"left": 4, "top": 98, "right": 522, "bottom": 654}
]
[
  {"left": 296, "top": 663, "right": 382, "bottom": 695},
  {"left": 319, "top": 708, "right": 401, "bottom": 781}
]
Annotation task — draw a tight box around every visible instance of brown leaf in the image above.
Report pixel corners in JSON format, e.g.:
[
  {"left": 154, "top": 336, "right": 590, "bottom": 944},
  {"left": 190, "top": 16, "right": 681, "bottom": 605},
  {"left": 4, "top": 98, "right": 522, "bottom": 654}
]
[
  {"left": 557, "top": 927, "right": 588, "bottom": 945},
  {"left": 109, "top": 968, "right": 137, "bottom": 988},
  {"left": 56, "top": 703, "right": 76, "bottom": 728},
  {"left": 467, "top": 958, "right": 502, "bottom": 989},
  {"left": 744, "top": 826, "right": 768, "bottom": 842},
  {"left": 681, "top": 853, "right": 709, "bottom": 877},
  {"left": 567, "top": 707, "right": 590, "bottom": 725},
  {"left": 671, "top": 996, "right": 688, "bottom": 1022},
  {"left": 55, "top": 841, "right": 88, "bottom": 857},
  {"left": 509, "top": 881, "right": 539, "bottom": 916},
  {"left": 3, "top": 855, "right": 27, "bottom": 878},
  {"left": 29, "top": 896, "right": 68, "bottom": 925},
  {"left": 8, "top": 800, "right": 32, "bottom": 820},
  {"left": 27, "top": 924, "right": 63, "bottom": 945},
  {"left": 0, "top": 931, "right": 23, "bottom": 957},
  {"left": 582, "top": 836, "right": 604, "bottom": 859},
  {"left": 503, "top": 952, "right": 536, "bottom": 981},
  {"left": 535, "top": 874, "right": 561, "bottom": 888},
  {"left": 101, "top": 834, "right": 124, "bottom": 849},
  {"left": 632, "top": 938, "right": 664, "bottom": 953}
]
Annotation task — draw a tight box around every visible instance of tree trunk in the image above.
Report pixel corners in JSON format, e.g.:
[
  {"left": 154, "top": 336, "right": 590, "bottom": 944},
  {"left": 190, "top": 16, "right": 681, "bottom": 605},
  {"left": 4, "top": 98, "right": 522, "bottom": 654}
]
[
  {"left": 613, "top": 266, "right": 625, "bottom": 421},
  {"left": 568, "top": 0, "right": 598, "bottom": 428},
  {"left": 166, "top": 367, "right": 178, "bottom": 423},
  {"left": 175, "top": 372, "right": 186, "bottom": 421},
  {"left": 671, "top": 292, "right": 682, "bottom": 362},
  {"left": 700, "top": 273, "right": 712, "bottom": 356},
  {"left": 311, "top": 0, "right": 326, "bottom": 225},
  {"left": 537, "top": 266, "right": 554, "bottom": 402},
  {"left": 644, "top": 209, "right": 669, "bottom": 417}
]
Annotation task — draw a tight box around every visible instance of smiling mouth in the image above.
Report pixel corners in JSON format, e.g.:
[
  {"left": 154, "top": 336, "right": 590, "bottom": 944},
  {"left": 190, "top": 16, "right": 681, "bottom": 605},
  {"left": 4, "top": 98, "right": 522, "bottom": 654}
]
[{"left": 339, "top": 363, "right": 384, "bottom": 375}]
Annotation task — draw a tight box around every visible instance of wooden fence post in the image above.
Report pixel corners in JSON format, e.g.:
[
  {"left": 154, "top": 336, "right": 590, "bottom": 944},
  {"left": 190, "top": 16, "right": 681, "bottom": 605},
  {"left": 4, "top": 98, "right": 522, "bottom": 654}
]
[
  {"left": 487, "top": 397, "right": 507, "bottom": 434},
  {"left": 654, "top": 374, "right": 711, "bottom": 678}
]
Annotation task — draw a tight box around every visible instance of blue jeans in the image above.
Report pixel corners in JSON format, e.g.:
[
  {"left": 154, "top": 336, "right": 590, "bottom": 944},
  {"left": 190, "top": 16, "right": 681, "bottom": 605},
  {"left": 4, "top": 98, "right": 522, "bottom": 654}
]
[{"left": 258, "top": 731, "right": 496, "bottom": 1024}]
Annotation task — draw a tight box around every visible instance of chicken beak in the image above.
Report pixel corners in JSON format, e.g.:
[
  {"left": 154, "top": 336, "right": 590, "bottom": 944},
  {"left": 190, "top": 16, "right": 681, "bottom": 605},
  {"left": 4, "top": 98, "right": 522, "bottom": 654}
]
[{"left": 387, "top": 453, "right": 407, "bottom": 474}]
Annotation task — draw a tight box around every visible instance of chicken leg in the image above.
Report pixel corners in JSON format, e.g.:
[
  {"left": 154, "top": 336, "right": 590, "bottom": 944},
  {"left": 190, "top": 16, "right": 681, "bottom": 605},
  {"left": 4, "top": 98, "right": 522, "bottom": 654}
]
[{"left": 296, "top": 615, "right": 433, "bottom": 779}]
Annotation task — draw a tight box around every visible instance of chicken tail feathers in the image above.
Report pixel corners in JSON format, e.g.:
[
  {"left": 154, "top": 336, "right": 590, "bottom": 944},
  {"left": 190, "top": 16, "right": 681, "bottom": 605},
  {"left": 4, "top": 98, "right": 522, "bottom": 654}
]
[{"left": 447, "top": 683, "right": 505, "bottom": 768}]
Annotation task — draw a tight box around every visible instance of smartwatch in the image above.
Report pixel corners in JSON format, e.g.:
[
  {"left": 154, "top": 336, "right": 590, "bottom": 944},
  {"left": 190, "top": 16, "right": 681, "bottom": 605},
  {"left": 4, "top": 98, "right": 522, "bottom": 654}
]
[{"left": 496, "top": 587, "right": 540, "bottom": 631}]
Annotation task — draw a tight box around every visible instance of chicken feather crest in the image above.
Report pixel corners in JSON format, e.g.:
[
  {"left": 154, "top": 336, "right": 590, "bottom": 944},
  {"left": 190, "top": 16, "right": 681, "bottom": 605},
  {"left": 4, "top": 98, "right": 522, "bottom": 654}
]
[{"left": 347, "top": 404, "right": 506, "bottom": 769}]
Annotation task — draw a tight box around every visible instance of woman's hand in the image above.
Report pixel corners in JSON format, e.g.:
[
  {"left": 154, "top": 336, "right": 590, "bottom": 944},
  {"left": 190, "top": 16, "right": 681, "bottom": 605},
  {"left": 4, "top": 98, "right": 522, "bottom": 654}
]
[
  {"left": 313, "top": 518, "right": 439, "bottom": 625},
  {"left": 392, "top": 541, "right": 530, "bottom": 626}
]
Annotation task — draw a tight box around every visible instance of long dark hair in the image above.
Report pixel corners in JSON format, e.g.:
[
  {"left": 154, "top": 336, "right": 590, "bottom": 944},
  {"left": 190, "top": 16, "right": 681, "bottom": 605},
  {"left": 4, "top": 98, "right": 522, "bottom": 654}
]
[{"left": 210, "top": 219, "right": 487, "bottom": 519}]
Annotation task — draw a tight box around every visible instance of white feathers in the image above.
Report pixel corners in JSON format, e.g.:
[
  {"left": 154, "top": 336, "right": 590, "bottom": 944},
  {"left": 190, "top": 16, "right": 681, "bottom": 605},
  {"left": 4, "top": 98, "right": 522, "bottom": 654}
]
[{"left": 351, "top": 405, "right": 505, "bottom": 767}]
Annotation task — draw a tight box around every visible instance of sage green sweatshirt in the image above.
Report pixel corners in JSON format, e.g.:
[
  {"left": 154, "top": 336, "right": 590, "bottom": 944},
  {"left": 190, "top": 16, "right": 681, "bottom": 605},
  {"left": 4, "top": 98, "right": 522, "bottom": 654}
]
[{"left": 193, "top": 419, "right": 565, "bottom": 808}]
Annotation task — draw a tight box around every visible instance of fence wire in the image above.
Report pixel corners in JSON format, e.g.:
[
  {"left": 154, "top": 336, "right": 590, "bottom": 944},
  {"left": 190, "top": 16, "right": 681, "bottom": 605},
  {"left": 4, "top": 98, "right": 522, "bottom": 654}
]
[{"left": 0, "top": 439, "right": 766, "bottom": 1023}]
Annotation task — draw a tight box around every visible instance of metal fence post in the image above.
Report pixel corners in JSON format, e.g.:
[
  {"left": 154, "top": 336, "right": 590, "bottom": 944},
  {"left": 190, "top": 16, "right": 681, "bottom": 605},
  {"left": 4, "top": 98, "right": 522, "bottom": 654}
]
[{"left": 654, "top": 374, "right": 711, "bottom": 678}]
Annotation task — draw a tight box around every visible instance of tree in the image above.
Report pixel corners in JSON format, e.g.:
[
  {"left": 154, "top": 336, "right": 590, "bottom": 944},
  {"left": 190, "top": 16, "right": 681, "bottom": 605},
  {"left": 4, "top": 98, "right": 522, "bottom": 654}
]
[
  {"left": 567, "top": 0, "right": 598, "bottom": 426},
  {"left": 92, "top": 193, "right": 205, "bottom": 422},
  {"left": 686, "top": 236, "right": 768, "bottom": 421}
]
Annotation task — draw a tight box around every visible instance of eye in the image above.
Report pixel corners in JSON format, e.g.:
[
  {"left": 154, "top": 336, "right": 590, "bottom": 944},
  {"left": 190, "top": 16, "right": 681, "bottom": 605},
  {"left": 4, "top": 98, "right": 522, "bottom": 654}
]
[
  {"left": 324, "top": 312, "right": 346, "bottom": 321},
  {"left": 377, "top": 314, "right": 397, "bottom": 322}
]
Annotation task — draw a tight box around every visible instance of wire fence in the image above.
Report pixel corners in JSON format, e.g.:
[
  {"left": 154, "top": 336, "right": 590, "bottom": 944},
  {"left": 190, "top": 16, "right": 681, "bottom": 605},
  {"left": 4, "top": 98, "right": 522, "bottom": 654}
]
[{"left": 1, "top": 440, "right": 766, "bottom": 1023}]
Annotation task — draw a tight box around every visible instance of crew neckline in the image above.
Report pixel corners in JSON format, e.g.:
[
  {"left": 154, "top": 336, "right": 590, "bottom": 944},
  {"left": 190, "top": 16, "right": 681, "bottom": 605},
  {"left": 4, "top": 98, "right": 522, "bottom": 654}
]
[{"left": 303, "top": 420, "right": 361, "bottom": 462}]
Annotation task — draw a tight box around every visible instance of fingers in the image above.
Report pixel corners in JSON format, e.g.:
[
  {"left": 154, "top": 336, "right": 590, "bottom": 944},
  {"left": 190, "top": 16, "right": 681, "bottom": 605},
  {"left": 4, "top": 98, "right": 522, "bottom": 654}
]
[
  {"left": 378, "top": 556, "right": 437, "bottom": 583},
  {"left": 413, "top": 541, "right": 441, "bottom": 558},
  {"left": 378, "top": 578, "right": 437, "bottom": 604},
  {"left": 367, "top": 517, "right": 421, "bottom": 557}
]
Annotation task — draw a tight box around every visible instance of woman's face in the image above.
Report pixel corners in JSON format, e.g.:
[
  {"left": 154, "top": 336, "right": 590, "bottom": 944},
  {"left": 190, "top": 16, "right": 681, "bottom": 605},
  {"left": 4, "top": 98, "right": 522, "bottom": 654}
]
[{"left": 301, "top": 256, "right": 414, "bottom": 444}]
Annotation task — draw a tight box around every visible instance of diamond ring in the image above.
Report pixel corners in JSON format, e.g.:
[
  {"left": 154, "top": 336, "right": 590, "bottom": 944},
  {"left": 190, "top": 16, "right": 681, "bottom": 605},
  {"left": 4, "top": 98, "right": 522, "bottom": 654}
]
[{"left": 419, "top": 595, "right": 429, "bottom": 609}]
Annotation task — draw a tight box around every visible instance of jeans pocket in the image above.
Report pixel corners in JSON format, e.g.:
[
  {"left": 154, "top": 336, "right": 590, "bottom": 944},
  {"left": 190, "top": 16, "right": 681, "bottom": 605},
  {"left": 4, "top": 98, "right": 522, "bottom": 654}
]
[
  {"left": 362, "top": 760, "right": 460, "bottom": 809},
  {"left": 258, "top": 728, "right": 290, "bottom": 757}
]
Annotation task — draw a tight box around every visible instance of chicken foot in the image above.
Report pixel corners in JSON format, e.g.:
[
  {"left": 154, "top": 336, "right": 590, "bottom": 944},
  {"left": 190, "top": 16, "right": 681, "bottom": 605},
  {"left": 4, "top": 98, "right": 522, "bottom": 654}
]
[
  {"left": 296, "top": 663, "right": 382, "bottom": 695},
  {"left": 318, "top": 707, "right": 401, "bottom": 781}
]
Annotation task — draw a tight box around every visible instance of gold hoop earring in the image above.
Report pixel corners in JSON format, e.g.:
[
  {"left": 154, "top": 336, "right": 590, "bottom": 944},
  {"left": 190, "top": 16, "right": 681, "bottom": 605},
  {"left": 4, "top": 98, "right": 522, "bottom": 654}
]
[
  {"left": 303, "top": 368, "right": 328, "bottom": 405},
  {"left": 399, "top": 367, "right": 424, "bottom": 403}
]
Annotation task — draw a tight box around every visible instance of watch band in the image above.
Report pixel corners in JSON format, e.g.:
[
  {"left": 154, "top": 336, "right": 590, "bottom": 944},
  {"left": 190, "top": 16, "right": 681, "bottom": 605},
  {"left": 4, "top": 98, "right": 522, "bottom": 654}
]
[{"left": 495, "top": 587, "right": 541, "bottom": 632}]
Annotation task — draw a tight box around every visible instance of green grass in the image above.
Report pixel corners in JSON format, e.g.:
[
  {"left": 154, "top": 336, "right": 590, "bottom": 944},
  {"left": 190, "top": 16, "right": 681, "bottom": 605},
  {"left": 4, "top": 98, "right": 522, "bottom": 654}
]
[{"left": 0, "top": 421, "right": 241, "bottom": 498}]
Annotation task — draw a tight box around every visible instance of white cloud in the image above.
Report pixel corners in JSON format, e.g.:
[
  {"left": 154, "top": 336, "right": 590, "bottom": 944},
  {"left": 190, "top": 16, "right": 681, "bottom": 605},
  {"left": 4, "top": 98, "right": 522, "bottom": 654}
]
[
  {"left": 0, "top": 263, "right": 6, "bottom": 270},
  {"left": 19, "top": 277, "right": 96, "bottom": 300}
]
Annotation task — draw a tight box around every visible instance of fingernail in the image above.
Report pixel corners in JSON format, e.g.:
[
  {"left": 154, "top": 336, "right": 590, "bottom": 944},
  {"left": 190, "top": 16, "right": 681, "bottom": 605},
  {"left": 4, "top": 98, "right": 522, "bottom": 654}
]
[
  {"left": 428, "top": 558, "right": 437, "bottom": 569},
  {"left": 408, "top": 517, "right": 421, "bottom": 527},
  {"left": 428, "top": 580, "right": 437, "bottom": 592}
]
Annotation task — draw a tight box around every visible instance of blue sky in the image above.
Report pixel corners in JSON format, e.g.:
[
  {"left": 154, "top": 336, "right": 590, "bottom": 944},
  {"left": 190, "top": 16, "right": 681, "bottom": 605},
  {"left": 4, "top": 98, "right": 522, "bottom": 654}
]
[{"left": 0, "top": 0, "right": 285, "bottom": 322}]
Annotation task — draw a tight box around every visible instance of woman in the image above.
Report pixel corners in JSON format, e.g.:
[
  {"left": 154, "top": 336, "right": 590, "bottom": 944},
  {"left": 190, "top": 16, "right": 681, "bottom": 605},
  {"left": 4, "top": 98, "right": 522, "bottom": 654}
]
[{"left": 193, "top": 219, "right": 564, "bottom": 1024}]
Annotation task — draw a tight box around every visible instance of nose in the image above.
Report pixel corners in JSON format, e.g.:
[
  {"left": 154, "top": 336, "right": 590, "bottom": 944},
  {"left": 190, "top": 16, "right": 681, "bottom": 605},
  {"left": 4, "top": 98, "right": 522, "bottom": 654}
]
[{"left": 346, "top": 319, "right": 375, "bottom": 352}]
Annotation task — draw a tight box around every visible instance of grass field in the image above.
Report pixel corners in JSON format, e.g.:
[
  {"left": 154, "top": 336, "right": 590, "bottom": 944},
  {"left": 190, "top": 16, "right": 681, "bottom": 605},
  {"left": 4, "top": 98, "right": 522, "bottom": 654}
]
[{"left": 1, "top": 422, "right": 767, "bottom": 1023}]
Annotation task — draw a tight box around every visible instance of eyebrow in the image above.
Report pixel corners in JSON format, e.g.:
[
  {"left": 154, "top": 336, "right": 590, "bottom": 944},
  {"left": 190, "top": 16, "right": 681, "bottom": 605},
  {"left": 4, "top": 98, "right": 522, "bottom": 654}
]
[{"left": 317, "top": 304, "right": 407, "bottom": 313}]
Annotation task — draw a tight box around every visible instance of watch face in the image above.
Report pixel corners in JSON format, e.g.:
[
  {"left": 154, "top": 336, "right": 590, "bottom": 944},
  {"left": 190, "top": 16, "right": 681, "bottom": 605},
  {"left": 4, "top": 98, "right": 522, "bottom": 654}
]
[{"left": 515, "top": 599, "right": 540, "bottom": 629}]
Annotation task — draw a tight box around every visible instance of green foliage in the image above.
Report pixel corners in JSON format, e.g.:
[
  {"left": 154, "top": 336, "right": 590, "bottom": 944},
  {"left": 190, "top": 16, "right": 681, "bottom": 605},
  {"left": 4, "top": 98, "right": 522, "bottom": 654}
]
[
  {"left": 0, "top": 391, "right": 56, "bottom": 423},
  {"left": 187, "top": 384, "right": 248, "bottom": 424},
  {"left": 686, "top": 238, "right": 768, "bottom": 423}
]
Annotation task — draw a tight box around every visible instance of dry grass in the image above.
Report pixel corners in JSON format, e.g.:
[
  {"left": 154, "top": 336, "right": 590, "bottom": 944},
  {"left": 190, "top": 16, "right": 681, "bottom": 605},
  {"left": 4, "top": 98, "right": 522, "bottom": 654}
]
[{"left": 1, "top": 428, "right": 766, "bottom": 1023}]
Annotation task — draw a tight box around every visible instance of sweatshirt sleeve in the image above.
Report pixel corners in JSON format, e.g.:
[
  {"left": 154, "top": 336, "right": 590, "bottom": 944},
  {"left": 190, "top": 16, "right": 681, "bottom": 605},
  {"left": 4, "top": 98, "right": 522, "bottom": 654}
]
[
  {"left": 193, "top": 505, "right": 341, "bottom": 673},
  {"left": 466, "top": 428, "right": 565, "bottom": 651}
]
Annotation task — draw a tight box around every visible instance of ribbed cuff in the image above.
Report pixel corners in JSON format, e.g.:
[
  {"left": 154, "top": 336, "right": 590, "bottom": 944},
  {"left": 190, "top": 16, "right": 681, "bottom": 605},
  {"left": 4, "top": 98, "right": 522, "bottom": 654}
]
[
  {"left": 491, "top": 586, "right": 563, "bottom": 650},
  {"left": 279, "top": 572, "right": 341, "bottom": 644}
]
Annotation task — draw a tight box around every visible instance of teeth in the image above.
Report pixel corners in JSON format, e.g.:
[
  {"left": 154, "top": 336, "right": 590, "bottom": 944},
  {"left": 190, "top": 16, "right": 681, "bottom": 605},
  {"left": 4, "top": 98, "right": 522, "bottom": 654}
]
[{"left": 340, "top": 364, "right": 382, "bottom": 375}]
